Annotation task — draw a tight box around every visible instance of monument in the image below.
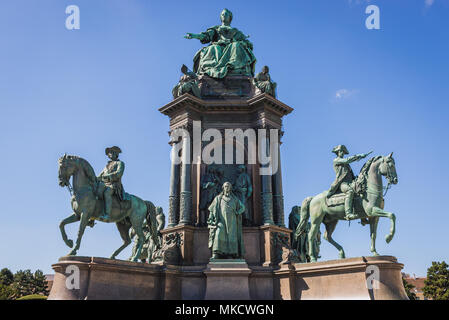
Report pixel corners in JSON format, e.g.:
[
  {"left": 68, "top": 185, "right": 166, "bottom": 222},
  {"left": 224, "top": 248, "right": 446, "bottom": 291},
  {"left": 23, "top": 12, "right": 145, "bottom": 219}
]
[{"left": 48, "top": 8, "right": 408, "bottom": 300}]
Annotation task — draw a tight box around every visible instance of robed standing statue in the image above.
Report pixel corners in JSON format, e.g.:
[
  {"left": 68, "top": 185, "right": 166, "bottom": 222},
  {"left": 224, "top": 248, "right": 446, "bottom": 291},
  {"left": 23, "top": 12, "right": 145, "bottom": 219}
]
[{"left": 207, "top": 182, "right": 245, "bottom": 259}]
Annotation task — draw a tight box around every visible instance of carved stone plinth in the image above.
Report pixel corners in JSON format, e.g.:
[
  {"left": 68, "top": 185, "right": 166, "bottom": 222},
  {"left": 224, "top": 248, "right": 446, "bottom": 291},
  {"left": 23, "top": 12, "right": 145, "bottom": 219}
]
[
  {"left": 204, "top": 260, "right": 251, "bottom": 300},
  {"left": 48, "top": 256, "right": 163, "bottom": 300},
  {"left": 48, "top": 255, "right": 408, "bottom": 300},
  {"left": 277, "top": 255, "right": 409, "bottom": 300}
]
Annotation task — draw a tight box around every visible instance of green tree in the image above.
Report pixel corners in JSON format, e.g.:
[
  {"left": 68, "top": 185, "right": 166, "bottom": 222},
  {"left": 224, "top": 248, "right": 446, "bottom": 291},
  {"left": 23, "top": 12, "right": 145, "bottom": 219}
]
[
  {"left": 402, "top": 277, "right": 417, "bottom": 300},
  {"left": 32, "top": 270, "right": 49, "bottom": 296},
  {"left": 11, "top": 269, "right": 34, "bottom": 299},
  {"left": 0, "top": 283, "right": 16, "bottom": 300},
  {"left": 423, "top": 261, "right": 449, "bottom": 300},
  {"left": 0, "top": 268, "right": 14, "bottom": 286}
]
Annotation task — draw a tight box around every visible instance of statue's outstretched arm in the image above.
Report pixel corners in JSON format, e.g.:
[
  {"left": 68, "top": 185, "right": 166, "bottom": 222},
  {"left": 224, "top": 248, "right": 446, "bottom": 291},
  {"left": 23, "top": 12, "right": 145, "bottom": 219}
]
[{"left": 184, "top": 32, "right": 206, "bottom": 41}]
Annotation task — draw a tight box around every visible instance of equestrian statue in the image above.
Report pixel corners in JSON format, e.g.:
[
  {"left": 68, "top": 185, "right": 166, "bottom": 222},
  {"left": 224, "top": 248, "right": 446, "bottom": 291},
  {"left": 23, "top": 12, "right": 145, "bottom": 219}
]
[
  {"left": 57, "top": 147, "right": 159, "bottom": 261},
  {"left": 295, "top": 145, "right": 398, "bottom": 262}
]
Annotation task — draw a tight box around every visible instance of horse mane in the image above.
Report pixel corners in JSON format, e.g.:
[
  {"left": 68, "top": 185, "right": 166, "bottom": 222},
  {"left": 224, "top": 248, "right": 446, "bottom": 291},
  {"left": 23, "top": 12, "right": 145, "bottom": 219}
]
[
  {"left": 353, "top": 155, "right": 383, "bottom": 194},
  {"left": 359, "top": 155, "right": 383, "bottom": 177},
  {"left": 66, "top": 155, "right": 98, "bottom": 187}
]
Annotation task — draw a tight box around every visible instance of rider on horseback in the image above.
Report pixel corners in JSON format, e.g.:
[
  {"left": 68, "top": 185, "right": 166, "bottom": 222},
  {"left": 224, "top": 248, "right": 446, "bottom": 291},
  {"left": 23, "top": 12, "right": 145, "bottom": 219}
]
[
  {"left": 327, "top": 145, "right": 369, "bottom": 220},
  {"left": 97, "top": 146, "right": 125, "bottom": 220}
]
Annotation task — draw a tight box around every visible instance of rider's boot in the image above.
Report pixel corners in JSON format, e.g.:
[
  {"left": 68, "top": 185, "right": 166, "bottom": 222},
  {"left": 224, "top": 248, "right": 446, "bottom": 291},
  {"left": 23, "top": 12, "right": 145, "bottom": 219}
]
[
  {"left": 344, "top": 190, "right": 357, "bottom": 220},
  {"left": 100, "top": 195, "right": 112, "bottom": 220}
]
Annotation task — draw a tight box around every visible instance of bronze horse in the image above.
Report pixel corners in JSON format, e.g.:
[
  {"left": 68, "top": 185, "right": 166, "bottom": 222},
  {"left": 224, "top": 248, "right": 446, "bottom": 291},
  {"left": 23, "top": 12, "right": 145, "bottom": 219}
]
[
  {"left": 57, "top": 154, "right": 158, "bottom": 261},
  {"left": 296, "top": 153, "right": 398, "bottom": 262}
]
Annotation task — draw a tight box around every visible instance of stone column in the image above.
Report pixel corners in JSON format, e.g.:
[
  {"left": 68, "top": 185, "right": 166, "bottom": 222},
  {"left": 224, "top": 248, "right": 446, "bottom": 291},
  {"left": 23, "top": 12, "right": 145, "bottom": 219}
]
[
  {"left": 272, "top": 133, "right": 285, "bottom": 227},
  {"left": 168, "top": 137, "right": 180, "bottom": 228},
  {"left": 179, "top": 128, "right": 192, "bottom": 225},
  {"left": 260, "top": 130, "right": 274, "bottom": 226}
]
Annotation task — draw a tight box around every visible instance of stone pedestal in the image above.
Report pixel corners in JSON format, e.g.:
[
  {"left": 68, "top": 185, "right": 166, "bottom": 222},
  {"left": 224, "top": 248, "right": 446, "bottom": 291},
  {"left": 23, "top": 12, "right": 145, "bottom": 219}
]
[
  {"left": 48, "top": 255, "right": 408, "bottom": 300},
  {"left": 204, "top": 260, "right": 251, "bottom": 300},
  {"left": 290, "top": 256, "right": 408, "bottom": 300},
  {"left": 48, "top": 256, "right": 163, "bottom": 300}
]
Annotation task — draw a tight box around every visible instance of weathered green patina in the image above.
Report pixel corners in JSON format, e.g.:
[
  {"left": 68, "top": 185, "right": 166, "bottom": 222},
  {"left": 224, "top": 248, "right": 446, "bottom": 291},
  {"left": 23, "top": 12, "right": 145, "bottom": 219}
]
[
  {"left": 130, "top": 206, "right": 165, "bottom": 263},
  {"left": 172, "top": 64, "right": 201, "bottom": 99},
  {"left": 288, "top": 206, "right": 320, "bottom": 262},
  {"left": 207, "top": 182, "right": 245, "bottom": 259},
  {"left": 185, "top": 9, "right": 256, "bottom": 79},
  {"left": 57, "top": 152, "right": 159, "bottom": 261},
  {"left": 97, "top": 146, "right": 125, "bottom": 221},
  {"left": 327, "top": 145, "right": 372, "bottom": 220},
  {"left": 253, "top": 66, "right": 277, "bottom": 97},
  {"left": 234, "top": 165, "right": 253, "bottom": 226},
  {"left": 295, "top": 151, "right": 398, "bottom": 262}
]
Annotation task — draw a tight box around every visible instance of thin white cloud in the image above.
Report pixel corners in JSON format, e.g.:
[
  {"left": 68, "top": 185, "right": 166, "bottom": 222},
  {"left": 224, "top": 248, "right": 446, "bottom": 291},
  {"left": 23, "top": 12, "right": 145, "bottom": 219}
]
[
  {"left": 425, "top": 0, "right": 435, "bottom": 7},
  {"left": 335, "top": 89, "right": 358, "bottom": 100}
]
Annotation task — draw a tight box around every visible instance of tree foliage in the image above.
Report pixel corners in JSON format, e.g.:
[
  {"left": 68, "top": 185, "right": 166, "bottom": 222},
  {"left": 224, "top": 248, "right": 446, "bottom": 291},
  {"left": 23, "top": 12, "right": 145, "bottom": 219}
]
[
  {"left": 0, "top": 268, "right": 14, "bottom": 286},
  {"left": 0, "top": 268, "right": 50, "bottom": 300},
  {"left": 0, "top": 284, "right": 15, "bottom": 300},
  {"left": 423, "top": 261, "right": 449, "bottom": 300},
  {"left": 32, "top": 270, "right": 49, "bottom": 296},
  {"left": 402, "top": 277, "right": 417, "bottom": 300}
]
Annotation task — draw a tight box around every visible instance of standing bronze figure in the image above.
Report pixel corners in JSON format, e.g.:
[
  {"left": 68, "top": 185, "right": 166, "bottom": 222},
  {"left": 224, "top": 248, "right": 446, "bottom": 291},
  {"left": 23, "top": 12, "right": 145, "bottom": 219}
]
[{"left": 207, "top": 182, "right": 245, "bottom": 259}]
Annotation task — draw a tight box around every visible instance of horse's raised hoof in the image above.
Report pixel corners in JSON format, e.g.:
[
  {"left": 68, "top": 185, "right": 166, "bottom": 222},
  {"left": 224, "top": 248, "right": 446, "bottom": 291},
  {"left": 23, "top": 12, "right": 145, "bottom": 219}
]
[
  {"left": 385, "top": 234, "right": 393, "bottom": 243},
  {"left": 66, "top": 239, "right": 73, "bottom": 248}
]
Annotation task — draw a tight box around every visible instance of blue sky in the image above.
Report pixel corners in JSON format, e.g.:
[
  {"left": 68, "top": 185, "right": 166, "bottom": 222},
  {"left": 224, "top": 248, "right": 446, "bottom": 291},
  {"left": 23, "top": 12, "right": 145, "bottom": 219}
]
[{"left": 0, "top": 0, "right": 448, "bottom": 276}]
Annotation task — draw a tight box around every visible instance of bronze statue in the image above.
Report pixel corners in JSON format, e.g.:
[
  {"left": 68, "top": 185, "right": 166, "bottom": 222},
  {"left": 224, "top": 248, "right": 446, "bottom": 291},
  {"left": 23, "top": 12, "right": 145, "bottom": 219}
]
[
  {"left": 184, "top": 9, "right": 256, "bottom": 79},
  {"left": 253, "top": 66, "right": 277, "bottom": 97},
  {"left": 97, "top": 146, "right": 125, "bottom": 220},
  {"left": 130, "top": 206, "right": 165, "bottom": 263},
  {"left": 234, "top": 165, "right": 253, "bottom": 226},
  {"left": 296, "top": 151, "right": 398, "bottom": 262},
  {"left": 172, "top": 64, "right": 201, "bottom": 99},
  {"left": 207, "top": 182, "right": 245, "bottom": 259},
  {"left": 289, "top": 206, "right": 320, "bottom": 262},
  {"left": 57, "top": 153, "right": 158, "bottom": 261},
  {"left": 327, "top": 145, "right": 371, "bottom": 220},
  {"left": 199, "top": 166, "right": 220, "bottom": 226}
]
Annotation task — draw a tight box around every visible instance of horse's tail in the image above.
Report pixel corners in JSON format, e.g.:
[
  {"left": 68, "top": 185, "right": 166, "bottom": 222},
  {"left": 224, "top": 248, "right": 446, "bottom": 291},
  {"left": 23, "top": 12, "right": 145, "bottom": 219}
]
[
  {"left": 145, "top": 201, "right": 159, "bottom": 247},
  {"left": 295, "top": 196, "right": 313, "bottom": 239}
]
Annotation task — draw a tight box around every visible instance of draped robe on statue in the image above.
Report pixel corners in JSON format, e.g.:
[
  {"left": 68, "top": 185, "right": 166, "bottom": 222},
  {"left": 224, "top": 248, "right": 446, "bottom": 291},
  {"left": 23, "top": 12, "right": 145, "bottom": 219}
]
[
  {"left": 208, "top": 193, "right": 245, "bottom": 258},
  {"left": 193, "top": 25, "right": 256, "bottom": 79}
]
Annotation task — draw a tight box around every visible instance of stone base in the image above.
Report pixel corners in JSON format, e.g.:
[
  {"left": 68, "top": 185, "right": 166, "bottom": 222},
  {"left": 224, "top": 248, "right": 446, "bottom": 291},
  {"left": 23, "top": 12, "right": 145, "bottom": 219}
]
[
  {"left": 288, "top": 256, "right": 408, "bottom": 300},
  {"left": 48, "top": 256, "right": 163, "bottom": 300},
  {"left": 204, "top": 260, "right": 251, "bottom": 300},
  {"left": 48, "top": 255, "right": 408, "bottom": 300}
]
